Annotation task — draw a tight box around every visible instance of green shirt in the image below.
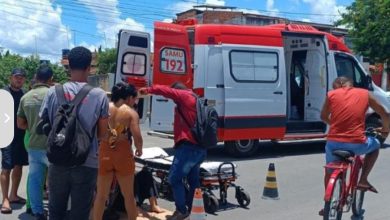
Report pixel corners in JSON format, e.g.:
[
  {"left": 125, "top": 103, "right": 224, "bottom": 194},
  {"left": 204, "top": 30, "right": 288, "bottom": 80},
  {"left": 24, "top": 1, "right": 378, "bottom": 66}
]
[{"left": 17, "top": 84, "right": 50, "bottom": 150}]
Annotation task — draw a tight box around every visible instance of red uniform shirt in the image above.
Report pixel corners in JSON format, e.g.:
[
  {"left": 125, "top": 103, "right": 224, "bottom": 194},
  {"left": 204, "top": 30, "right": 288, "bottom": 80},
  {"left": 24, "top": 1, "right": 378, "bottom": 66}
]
[
  {"left": 327, "top": 87, "right": 369, "bottom": 143},
  {"left": 147, "top": 85, "right": 197, "bottom": 146}
]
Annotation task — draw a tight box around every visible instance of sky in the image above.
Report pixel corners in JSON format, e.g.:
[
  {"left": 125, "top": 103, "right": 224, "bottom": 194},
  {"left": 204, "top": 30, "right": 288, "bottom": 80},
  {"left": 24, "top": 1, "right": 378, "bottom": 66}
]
[{"left": 0, "top": 0, "right": 354, "bottom": 62}]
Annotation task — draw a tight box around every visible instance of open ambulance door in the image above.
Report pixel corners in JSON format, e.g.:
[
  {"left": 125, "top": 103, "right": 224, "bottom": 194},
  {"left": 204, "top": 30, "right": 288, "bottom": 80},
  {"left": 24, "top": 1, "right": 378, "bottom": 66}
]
[
  {"left": 116, "top": 30, "right": 151, "bottom": 123},
  {"left": 149, "top": 21, "right": 193, "bottom": 132}
]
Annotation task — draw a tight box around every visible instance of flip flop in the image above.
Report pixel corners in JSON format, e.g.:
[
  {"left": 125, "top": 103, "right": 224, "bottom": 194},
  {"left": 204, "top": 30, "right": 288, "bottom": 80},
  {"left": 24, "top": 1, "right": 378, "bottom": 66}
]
[
  {"left": 1, "top": 206, "right": 12, "bottom": 214},
  {"left": 9, "top": 197, "right": 27, "bottom": 204},
  {"left": 357, "top": 183, "right": 378, "bottom": 193}
]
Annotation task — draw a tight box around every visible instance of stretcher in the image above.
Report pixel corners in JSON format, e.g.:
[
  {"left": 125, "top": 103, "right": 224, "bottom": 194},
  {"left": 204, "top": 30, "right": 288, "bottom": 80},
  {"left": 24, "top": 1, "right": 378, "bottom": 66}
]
[{"left": 135, "top": 147, "right": 251, "bottom": 213}]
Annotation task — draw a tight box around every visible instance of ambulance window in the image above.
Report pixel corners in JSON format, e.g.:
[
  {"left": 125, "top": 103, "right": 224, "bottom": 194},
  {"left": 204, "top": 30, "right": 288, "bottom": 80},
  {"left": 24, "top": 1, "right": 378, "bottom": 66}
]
[
  {"left": 230, "top": 50, "right": 278, "bottom": 82},
  {"left": 187, "top": 29, "right": 195, "bottom": 65},
  {"left": 128, "top": 36, "right": 148, "bottom": 48},
  {"left": 121, "top": 52, "right": 146, "bottom": 76},
  {"left": 335, "top": 53, "right": 366, "bottom": 88}
]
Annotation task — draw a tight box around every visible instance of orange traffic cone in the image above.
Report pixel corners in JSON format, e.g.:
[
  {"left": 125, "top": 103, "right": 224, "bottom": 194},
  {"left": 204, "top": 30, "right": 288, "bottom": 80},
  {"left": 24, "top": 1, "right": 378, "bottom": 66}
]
[
  {"left": 262, "top": 163, "right": 279, "bottom": 200},
  {"left": 190, "top": 188, "right": 206, "bottom": 220}
]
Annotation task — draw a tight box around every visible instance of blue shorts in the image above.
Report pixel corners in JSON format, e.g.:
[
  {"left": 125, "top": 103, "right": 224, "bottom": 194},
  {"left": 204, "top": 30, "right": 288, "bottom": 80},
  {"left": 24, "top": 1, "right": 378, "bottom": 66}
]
[{"left": 325, "top": 136, "right": 380, "bottom": 164}]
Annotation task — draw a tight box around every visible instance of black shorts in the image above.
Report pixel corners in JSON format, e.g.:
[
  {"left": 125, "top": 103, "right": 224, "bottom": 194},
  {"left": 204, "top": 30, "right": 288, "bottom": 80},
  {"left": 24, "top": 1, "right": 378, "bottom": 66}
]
[{"left": 1, "top": 142, "right": 28, "bottom": 170}]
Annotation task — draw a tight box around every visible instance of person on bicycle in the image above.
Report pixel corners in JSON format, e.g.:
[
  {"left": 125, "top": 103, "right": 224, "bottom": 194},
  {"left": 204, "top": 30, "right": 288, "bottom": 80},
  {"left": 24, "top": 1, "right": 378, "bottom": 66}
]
[{"left": 320, "top": 76, "right": 389, "bottom": 194}]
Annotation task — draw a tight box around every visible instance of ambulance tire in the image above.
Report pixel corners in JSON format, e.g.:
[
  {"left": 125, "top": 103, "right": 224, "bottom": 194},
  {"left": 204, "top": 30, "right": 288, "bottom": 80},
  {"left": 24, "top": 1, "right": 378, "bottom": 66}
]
[{"left": 225, "top": 139, "right": 259, "bottom": 157}]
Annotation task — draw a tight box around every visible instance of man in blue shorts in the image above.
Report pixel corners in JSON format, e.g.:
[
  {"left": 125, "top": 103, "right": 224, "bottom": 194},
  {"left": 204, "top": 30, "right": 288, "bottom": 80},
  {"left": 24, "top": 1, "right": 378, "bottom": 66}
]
[{"left": 321, "top": 77, "right": 390, "bottom": 193}]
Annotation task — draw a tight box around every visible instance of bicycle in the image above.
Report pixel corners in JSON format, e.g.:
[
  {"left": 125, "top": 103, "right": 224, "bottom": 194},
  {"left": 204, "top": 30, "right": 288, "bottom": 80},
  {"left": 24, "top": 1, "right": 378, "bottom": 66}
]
[{"left": 322, "top": 128, "right": 384, "bottom": 220}]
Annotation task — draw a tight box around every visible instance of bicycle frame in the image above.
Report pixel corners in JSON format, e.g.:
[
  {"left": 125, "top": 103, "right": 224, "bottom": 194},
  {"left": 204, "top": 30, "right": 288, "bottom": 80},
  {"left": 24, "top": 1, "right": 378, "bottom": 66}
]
[{"left": 324, "top": 155, "right": 364, "bottom": 211}]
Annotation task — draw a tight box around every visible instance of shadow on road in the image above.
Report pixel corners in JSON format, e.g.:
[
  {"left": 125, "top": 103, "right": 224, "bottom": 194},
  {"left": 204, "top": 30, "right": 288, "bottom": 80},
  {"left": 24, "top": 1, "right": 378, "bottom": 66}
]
[{"left": 162, "top": 141, "right": 326, "bottom": 162}]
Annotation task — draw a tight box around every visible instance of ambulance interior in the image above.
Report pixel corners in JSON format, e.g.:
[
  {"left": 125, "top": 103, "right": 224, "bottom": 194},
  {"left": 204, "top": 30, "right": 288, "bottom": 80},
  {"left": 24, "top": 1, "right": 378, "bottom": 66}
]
[{"left": 283, "top": 35, "right": 327, "bottom": 134}]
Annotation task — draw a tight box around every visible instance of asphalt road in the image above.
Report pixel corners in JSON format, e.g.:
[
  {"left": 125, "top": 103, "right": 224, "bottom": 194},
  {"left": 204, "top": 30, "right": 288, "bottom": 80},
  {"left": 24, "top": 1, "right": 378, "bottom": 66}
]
[{"left": 1, "top": 126, "right": 390, "bottom": 220}]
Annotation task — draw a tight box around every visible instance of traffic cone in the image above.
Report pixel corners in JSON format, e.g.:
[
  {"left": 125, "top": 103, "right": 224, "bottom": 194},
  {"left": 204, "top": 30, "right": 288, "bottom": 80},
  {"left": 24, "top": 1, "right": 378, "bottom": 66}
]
[
  {"left": 262, "top": 163, "right": 279, "bottom": 200},
  {"left": 190, "top": 188, "right": 206, "bottom": 220}
]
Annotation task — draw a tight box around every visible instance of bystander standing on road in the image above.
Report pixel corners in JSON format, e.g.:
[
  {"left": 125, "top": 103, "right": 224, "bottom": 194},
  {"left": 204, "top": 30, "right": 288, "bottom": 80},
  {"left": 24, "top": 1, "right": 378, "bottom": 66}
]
[
  {"left": 139, "top": 82, "right": 207, "bottom": 220},
  {"left": 93, "top": 82, "right": 143, "bottom": 220},
  {"left": 17, "top": 65, "right": 54, "bottom": 220},
  {"left": 1, "top": 68, "right": 28, "bottom": 214},
  {"left": 39, "top": 46, "right": 109, "bottom": 220},
  {"left": 319, "top": 76, "right": 390, "bottom": 216}
]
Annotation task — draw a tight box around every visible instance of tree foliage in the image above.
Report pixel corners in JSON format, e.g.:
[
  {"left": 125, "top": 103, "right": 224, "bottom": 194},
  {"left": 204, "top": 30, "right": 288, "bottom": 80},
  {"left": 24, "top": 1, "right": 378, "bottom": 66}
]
[
  {"left": 97, "top": 48, "right": 117, "bottom": 75},
  {"left": 337, "top": 0, "right": 390, "bottom": 62},
  {"left": 0, "top": 51, "right": 68, "bottom": 89}
]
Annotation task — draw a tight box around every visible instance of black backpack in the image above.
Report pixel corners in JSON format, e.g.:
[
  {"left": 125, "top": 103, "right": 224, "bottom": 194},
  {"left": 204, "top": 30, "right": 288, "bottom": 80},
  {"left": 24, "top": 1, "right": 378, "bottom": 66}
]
[
  {"left": 46, "top": 84, "right": 93, "bottom": 166},
  {"left": 178, "top": 95, "right": 219, "bottom": 148}
]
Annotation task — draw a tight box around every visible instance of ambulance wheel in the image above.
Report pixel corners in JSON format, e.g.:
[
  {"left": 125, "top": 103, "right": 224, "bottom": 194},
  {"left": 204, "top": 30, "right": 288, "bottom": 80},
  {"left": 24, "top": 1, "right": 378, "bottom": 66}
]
[
  {"left": 225, "top": 140, "right": 259, "bottom": 157},
  {"left": 203, "top": 192, "right": 219, "bottom": 214},
  {"left": 237, "top": 190, "right": 251, "bottom": 208}
]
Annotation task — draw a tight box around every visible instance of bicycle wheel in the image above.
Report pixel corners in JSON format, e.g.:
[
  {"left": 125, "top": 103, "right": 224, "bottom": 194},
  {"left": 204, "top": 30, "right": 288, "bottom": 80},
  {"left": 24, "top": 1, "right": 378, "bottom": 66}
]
[
  {"left": 323, "top": 176, "right": 343, "bottom": 220},
  {"left": 352, "top": 189, "right": 365, "bottom": 216}
]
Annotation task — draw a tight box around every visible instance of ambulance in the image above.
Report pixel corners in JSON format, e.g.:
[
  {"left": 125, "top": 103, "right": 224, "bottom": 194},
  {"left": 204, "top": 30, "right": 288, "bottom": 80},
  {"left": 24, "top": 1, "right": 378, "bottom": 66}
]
[{"left": 115, "top": 20, "right": 390, "bottom": 157}]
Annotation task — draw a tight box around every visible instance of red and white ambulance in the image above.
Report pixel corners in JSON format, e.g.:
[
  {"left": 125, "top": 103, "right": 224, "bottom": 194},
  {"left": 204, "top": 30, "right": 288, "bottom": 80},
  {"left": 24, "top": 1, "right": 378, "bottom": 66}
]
[{"left": 115, "top": 20, "right": 390, "bottom": 157}]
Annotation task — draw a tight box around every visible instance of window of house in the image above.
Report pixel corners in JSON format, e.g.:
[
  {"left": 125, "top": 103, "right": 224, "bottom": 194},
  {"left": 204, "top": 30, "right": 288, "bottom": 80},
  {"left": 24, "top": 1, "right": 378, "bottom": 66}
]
[
  {"left": 121, "top": 52, "right": 146, "bottom": 75},
  {"left": 230, "top": 50, "right": 278, "bottom": 82}
]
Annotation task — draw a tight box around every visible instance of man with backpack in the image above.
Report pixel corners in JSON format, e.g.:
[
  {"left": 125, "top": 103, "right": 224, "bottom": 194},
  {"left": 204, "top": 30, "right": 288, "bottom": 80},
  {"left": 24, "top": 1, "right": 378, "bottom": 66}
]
[
  {"left": 139, "top": 82, "right": 217, "bottom": 220},
  {"left": 39, "top": 46, "right": 109, "bottom": 220}
]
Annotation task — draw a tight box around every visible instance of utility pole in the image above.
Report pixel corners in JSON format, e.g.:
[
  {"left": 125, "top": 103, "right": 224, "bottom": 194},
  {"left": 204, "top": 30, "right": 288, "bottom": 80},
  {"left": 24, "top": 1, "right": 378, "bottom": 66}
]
[
  {"left": 103, "top": 32, "right": 107, "bottom": 49},
  {"left": 34, "top": 35, "right": 38, "bottom": 57},
  {"left": 73, "top": 30, "right": 76, "bottom": 46},
  {"left": 66, "top": 26, "right": 70, "bottom": 48}
]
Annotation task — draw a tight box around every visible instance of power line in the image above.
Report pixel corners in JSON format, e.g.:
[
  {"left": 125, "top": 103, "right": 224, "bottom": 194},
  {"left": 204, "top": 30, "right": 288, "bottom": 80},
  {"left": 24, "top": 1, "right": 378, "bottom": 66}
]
[
  {"left": 0, "top": 8, "right": 117, "bottom": 41},
  {"left": 2, "top": 2, "right": 155, "bottom": 30}
]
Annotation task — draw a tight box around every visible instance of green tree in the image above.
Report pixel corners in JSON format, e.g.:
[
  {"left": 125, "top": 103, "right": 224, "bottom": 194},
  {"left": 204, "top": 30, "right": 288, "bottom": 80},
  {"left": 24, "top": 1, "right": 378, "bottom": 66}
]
[
  {"left": 97, "top": 48, "right": 117, "bottom": 75},
  {"left": 0, "top": 51, "right": 69, "bottom": 89},
  {"left": 337, "top": 0, "right": 390, "bottom": 63},
  {"left": 0, "top": 51, "right": 24, "bottom": 88}
]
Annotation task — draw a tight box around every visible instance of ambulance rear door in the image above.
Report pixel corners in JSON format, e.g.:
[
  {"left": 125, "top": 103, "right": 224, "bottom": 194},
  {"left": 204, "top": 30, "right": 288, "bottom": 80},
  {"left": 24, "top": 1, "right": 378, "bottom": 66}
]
[
  {"left": 150, "top": 21, "right": 193, "bottom": 132},
  {"left": 116, "top": 30, "right": 151, "bottom": 123}
]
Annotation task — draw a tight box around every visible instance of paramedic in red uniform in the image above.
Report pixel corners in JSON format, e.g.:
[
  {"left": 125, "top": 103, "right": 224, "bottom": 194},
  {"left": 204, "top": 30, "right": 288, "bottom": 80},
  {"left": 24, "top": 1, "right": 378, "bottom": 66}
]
[
  {"left": 320, "top": 77, "right": 389, "bottom": 196},
  {"left": 139, "top": 82, "right": 207, "bottom": 220}
]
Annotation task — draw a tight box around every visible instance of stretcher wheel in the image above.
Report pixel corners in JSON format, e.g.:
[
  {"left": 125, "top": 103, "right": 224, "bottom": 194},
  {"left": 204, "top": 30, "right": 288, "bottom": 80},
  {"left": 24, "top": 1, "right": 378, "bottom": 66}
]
[
  {"left": 237, "top": 190, "right": 250, "bottom": 207},
  {"left": 203, "top": 192, "right": 219, "bottom": 213}
]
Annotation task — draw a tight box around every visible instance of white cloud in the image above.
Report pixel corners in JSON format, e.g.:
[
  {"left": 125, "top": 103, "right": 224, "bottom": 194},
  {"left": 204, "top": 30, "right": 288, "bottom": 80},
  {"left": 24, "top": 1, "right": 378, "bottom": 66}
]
[
  {"left": 302, "top": 0, "right": 346, "bottom": 24},
  {"left": 162, "top": 18, "right": 173, "bottom": 23},
  {"left": 0, "top": 0, "right": 71, "bottom": 62},
  {"left": 205, "top": 0, "right": 225, "bottom": 6},
  {"left": 170, "top": 2, "right": 195, "bottom": 14},
  {"left": 240, "top": 9, "right": 261, "bottom": 15},
  {"left": 78, "top": 0, "right": 146, "bottom": 48},
  {"left": 266, "top": 0, "right": 279, "bottom": 17}
]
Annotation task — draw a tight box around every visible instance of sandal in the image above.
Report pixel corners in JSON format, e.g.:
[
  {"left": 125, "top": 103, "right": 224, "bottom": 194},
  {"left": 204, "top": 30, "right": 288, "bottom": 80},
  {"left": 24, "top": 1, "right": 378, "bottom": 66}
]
[
  {"left": 357, "top": 183, "right": 378, "bottom": 193},
  {"left": 9, "top": 197, "right": 27, "bottom": 204},
  {"left": 1, "top": 206, "right": 12, "bottom": 214}
]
